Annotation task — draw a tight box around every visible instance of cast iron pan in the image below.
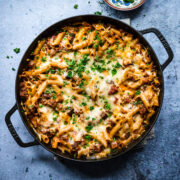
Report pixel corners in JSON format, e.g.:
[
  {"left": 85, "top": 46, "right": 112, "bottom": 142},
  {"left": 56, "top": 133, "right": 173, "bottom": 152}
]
[{"left": 5, "top": 15, "right": 173, "bottom": 162}]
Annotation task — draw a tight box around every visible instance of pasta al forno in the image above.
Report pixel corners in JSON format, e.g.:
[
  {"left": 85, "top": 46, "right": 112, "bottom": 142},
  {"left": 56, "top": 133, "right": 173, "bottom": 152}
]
[{"left": 19, "top": 22, "right": 160, "bottom": 159}]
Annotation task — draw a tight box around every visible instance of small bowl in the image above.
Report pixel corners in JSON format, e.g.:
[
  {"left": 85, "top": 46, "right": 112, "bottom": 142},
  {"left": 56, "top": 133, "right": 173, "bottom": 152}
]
[{"left": 104, "top": 0, "right": 146, "bottom": 11}]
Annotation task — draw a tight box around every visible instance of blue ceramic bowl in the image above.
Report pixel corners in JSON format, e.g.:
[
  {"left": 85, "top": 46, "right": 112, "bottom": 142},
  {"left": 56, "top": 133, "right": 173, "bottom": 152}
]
[{"left": 104, "top": 0, "right": 146, "bottom": 11}]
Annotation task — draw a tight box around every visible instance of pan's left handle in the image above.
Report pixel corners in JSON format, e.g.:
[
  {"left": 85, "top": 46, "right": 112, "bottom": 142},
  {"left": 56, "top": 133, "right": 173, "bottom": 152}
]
[{"left": 5, "top": 104, "right": 39, "bottom": 147}]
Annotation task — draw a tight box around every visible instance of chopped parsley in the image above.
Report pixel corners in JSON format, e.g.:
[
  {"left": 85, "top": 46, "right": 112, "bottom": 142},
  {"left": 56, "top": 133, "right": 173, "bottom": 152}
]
[
  {"left": 106, "top": 48, "right": 113, "bottom": 54},
  {"left": 67, "top": 71, "right": 73, "bottom": 78},
  {"left": 13, "top": 48, "right": 20, "bottom": 54},
  {"left": 12, "top": 67, "right": 16, "bottom": 71},
  {"left": 111, "top": 69, "right": 117, "bottom": 76},
  {"left": 105, "top": 103, "right": 111, "bottom": 110},
  {"left": 74, "top": 4, "right": 78, "bottom": 9},
  {"left": 79, "top": 80, "right": 85, "bottom": 88},
  {"left": 81, "top": 102, "right": 87, "bottom": 106},
  {"left": 74, "top": 51, "right": 77, "bottom": 57},
  {"left": 89, "top": 106, "right": 94, "bottom": 111},
  {"left": 94, "top": 11, "right": 102, "bottom": 15},
  {"left": 135, "top": 90, "right": 141, "bottom": 95},
  {"left": 85, "top": 124, "right": 93, "bottom": 132},
  {"left": 39, "top": 104, "right": 43, "bottom": 108},
  {"left": 45, "top": 89, "right": 51, "bottom": 94},
  {"left": 52, "top": 94, "right": 57, "bottom": 99},
  {"left": 134, "top": 100, "right": 141, "bottom": 105},
  {"left": 123, "top": 0, "right": 134, "bottom": 3},
  {"left": 6, "top": 56, "right": 10, "bottom": 59},
  {"left": 41, "top": 56, "right": 47, "bottom": 62},
  {"left": 84, "top": 135, "right": 92, "bottom": 141},
  {"left": 63, "top": 81, "right": 69, "bottom": 86},
  {"left": 53, "top": 116, "right": 58, "bottom": 121},
  {"left": 114, "top": 62, "right": 122, "bottom": 68}
]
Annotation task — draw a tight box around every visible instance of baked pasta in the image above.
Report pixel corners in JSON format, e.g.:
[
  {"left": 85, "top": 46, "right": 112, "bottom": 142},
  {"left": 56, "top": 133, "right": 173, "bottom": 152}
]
[{"left": 19, "top": 22, "right": 160, "bottom": 159}]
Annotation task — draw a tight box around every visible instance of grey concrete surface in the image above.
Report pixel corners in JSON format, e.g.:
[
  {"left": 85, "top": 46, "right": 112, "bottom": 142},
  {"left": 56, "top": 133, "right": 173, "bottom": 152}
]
[{"left": 0, "top": 0, "right": 179, "bottom": 180}]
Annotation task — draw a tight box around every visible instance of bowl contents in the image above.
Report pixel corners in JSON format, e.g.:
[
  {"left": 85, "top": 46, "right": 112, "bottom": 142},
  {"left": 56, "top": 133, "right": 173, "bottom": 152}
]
[{"left": 107, "top": 0, "right": 143, "bottom": 10}]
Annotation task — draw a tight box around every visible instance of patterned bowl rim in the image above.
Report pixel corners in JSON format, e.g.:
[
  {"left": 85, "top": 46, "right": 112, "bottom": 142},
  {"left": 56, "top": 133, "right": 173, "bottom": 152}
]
[{"left": 104, "top": 0, "right": 146, "bottom": 11}]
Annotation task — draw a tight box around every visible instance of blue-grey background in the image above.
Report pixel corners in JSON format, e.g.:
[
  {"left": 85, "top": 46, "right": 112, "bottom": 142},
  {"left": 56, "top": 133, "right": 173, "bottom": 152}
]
[{"left": 0, "top": 0, "right": 179, "bottom": 179}]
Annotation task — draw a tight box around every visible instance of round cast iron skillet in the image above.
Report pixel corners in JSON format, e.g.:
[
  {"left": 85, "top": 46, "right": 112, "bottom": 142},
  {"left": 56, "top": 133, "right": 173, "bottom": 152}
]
[{"left": 5, "top": 15, "right": 173, "bottom": 162}]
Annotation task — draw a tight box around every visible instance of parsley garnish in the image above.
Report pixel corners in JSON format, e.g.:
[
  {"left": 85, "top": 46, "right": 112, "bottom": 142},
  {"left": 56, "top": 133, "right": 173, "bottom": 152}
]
[
  {"left": 123, "top": 0, "right": 134, "bottom": 3},
  {"left": 67, "top": 71, "right": 73, "bottom": 78},
  {"left": 115, "top": 62, "right": 122, "bottom": 68},
  {"left": 84, "top": 135, "right": 92, "bottom": 141},
  {"left": 13, "top": 48, "right": 20, "bottom": 54},
  {"left": 89, "top": 106, "right": 94, "bottom": 111},
  {"left": 81, "top": 102, "right": 87, "bottom": 106},
  {"left": 135, "top": 90, "right": 141, "bottom": 95},
  {"left": 74, "top": 4, "right": 78, "bottom": 9},
  {"left": 105, "top": 103, "right": 111, "bottom": 110},
  {"left": 74, "top": 51, "right": 77, "bottom": 57},
  {"left": 12, "top": 67, "right": 16, "bottom": 71},
  {"left": 41, "top": 56, "right": 46, "bottom": 62},
  {"left": 53, "top": 116, "right": 58, "bottom": 121},
  {"left": 94, "top": 11, "right": 102, "bottom": 15},
  {"left": 85, "top": 124, "right": 93, "bottom": 132},
  {"left": 52, "top": 94, "right": 57, "bottom": 99},
  {"left": 112, "top": 69, "right": 117, "bottom": 76},
  {"left": 134, "top": 100, "right": 141, "bottom": 105}
]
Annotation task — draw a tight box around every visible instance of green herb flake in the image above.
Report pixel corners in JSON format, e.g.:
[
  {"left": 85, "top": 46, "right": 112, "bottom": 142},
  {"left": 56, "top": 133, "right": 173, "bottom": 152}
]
[
  {"left": 92, "top": 117, "right": 96, "bottom": 121},
  {"left": 89, "top": 106, "right": 94, "bottom": 111},
  {"left": 52, "top": 94, "right": 57, "bottom": 99},
  {"left": 13, "top": 48, "right": 20, "bottom": 54},
  {"left": 134, "top": 100, "right": 141, "bottom": 105},
  {"left": 105, "top": 103, "right": 111, "bottom": 110},
  {"left": 67, "top": 71, "right": 73, "bottom": 78},
  {"left": 53, "top": 116, "right": 58, "bottom": 121},
  {"left": 41, "top": 56, "right": 47, "bottom": 63},
  {"left": 74, "top": 4, "right": 78, "bottom": 9},
  {"left": 84, "top": 135, "right": 92, "bottom": 141},
  {"left": 111, "top": 69, "right": 117, "bottom": 76},
  {"left": 36, "top": 66, "right": 40, "bottom": 69},
  {"left": 81, "top": 102, "right": 87, "bottom": 106},
  {"left": 135, "top": 90, "right": 141, "bottom": 95},
  {"left": 85, "top": 124, "right": 93, "bottom": 132},
  {"left": 94, "top": 11, "right": 102, "bottom": 15},
  {"left": 115, "top": 62, "right": 122, "bottom": 68},
  {"left": 12, "top": 67, "right": 16, "bottom": 71},
  {"left": 39, "top": 104, "right": 43, "bottom": 108},
  {"left": 74, "top": 51, "right": 77, "bottom": 57}
]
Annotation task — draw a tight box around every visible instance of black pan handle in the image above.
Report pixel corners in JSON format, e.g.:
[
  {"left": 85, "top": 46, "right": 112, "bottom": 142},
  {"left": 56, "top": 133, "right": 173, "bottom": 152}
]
[
  {"left": 5, "top": 104, "right": 39, "bottom": 147},
  {"left": 140, "top": 28, "right": 174, "bottom": 71}
]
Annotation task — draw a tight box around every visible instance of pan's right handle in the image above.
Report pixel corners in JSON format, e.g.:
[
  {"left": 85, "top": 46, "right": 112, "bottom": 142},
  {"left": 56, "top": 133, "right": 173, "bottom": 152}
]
[
  {"left": 5, "top": 104, "right": 39, "bottom": 147},
  {"left": 140, "top": 28, "right": 174, "bottom": 71}
]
